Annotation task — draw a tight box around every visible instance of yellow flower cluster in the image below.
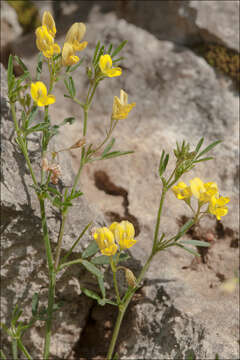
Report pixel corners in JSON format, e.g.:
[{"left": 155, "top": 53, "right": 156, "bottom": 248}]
[
  {"left": 62, "top": 22, "right": 88, "bottom": 66},
  {"left": 93, "top": 220, "right": 137, "bottom": 256},
  {"left": 35, "top": 11, "right": 88, "bottom": 66},
  {"left": 112, "top": 89, "right": 136, "bottom": 120},
  {"left": 172, "top": 177, "right": 230, "bottom": 220},
  {"left": 35, "top": 12, "right": 61, "bottom": 58},
  {"left": 31, "top": 81, "right": 55, "bottom": 106},
  {"left": 99, "top": 54, "right": 122, "bottom": 78}
]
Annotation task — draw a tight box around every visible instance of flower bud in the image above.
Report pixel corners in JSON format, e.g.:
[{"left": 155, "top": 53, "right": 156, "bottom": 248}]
[{"left": 125, "top": 268, "right": 137, "bottom": 288}]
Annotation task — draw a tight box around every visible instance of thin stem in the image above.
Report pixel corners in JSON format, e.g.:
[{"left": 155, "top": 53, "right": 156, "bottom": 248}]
[
  {"left": 60, "top": 221, "right": 92, "bottom": 266},
  {"left": 59, "top": 259, "right": 82, "bottom": 270},
  {"left": 17, "top": 339, "right": 32, "bottom": 360},
  {"left": 153, "top": 187, "right": 167, "bottom": 251},
  {"left": 54, "top": 213, "right": 67, "bottom": 271},
  {"left": 111, "top": 258, "right": 121, "bottom": 305},
  {"left": 43, "top": 272, "right": 56, "bottom": 359},
  {"left": 93, "top": 119, "right": 118, "bottom": 155},
  {"left": 39, "top": 198, "right": 55, "bottom": 359},
  {"left": 107, "top": 252, "right": 154, "bottom": 360},
  {"left": 11, "top": 339, "right": 18, "bottom": 360},
  {"left": 106, "top": 307, "right": 125, "bottom": 360}
]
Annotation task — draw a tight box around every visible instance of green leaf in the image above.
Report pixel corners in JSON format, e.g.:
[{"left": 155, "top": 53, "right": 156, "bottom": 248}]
[
  {"left": 111, "top": 40, "right": 128, "bottom": 58},
  {"left": 47, "top": 186, "right": 61, "bottom": 196},
  {"left": 95, "top": 45, "right": 105, "bottom": 66},
  {"left": 28, "top": 106, "right": 38, "bottom": 125},
  {"left": 102, "top": 138, "right": 115, "bottom": 157},
  {"left": 61, "top": 222, "right": 92, "bottom": 264},
  {"left": 92, "top": 252, "right": 129, "bottom": 265},
  {"left": 69, "top": 76, "right": 76, "bottom": 97},
  {"left": 196, "top": 140, "right": 222, "bottom": 159},
  {"left": 81, "top": 260, "right": 103, "bottom": 278},
  {"left": 113, "top": 352, "right": 119, "bottom": 360},
  {"left": 82, "top": 240, "right": 99, "bottom": 259},
  {"left": 31, "top": 293, "right": 39, "bottom": 316},
  {"left": 36, "top": 53, "right": 43, "bottom": 81},
  {"left": 62, "top": 117, "right": 75, "bottom": 125},
  {"left": 92, "top": 40, "right": 101, "bottom": 65},
  {"left": 105, "top": 299, "right": 118, "bottom": 306},
  {"left": 116, "top": 252, "right": 129, "bottom": 263},
  {"left": 180, "top": 239, "right": 210, "bottom": 247},
  {"left": 102, "top": 150, "right": 133, "bottom": 159},
  {"left": 112, "top": 56, "right": 124, "bottom": 64},
  {"left": 91, "top": 255, "right": 110, "bottom": 265},
  {"left": 107, "top": 43, "right": 113, "bottom": 54},
  {"left": 14, "top": 55, "right": 28, "bottom": 72},
  {"left": 98, "top": 276, "right": 106, "bottom": 299},
  {"left": 193, "top": 157, "right": 214, "bottom": 163},
  {"left": 195, "top": 137, "right": 204, "bottom": 153},
  {"left": 25, "top": 122, "right": 49, "bottom": 135},
  {"left": 175, "top": 243, "right": 200, "bottom": 257},
  {"left": 175, "top": 219, "right": 194, "bottom": 241},
  {"left": 81, "top": 287, "right": 101, "bottom": 301},
  {"left": 7, "top": 54, "right": 14, "bottom": 90}
]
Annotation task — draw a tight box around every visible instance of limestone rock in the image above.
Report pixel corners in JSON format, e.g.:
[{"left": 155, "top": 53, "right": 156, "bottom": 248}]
[
  {"left": 116, "top": 0, "right": 239, "bottom": 52},
  {"left": 1, "top": 8, "right": 239, "bottom": 360}
]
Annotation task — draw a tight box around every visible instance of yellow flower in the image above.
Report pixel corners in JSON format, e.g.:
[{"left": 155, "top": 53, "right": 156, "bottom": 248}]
[
  {"left": 109, "top": 221, "right": 137, "bottom": 250},
  {"left": 93, "top": 227, "right": 118, "bottom": 256},
  {"left": 112, "top": 89, "right": 136, "bottom": 120},
  {"left": 99, "top": 54, "right": 122, "bottom": 77},
  {"left": 42, "top": 11, "right": 56, "bottom": 38},
  {"left": 62, "top": 42, "right": 80, "bottom": 66},
  {"left": 208, "top": 195, "right": 230, "bottom": 220},
  {"left": 30, "top": 81, "right": 55, "bottom": 107},
  {"left": 65, "top": 22, "right": 88, "bottom": 52},
  {"left": 172, "top": 181, "right": 192, "bottom": 200},
  {"left": 35, "top": 25, "right": 61, "bottom": 58},
  {"left": 190, "top": 178, "right": 218, "bottom": 203}
]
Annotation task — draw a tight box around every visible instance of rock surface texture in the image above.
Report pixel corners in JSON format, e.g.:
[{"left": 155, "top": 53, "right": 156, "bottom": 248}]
[{"left": 1, "top": 5, "right": 239, "bottom": 360}]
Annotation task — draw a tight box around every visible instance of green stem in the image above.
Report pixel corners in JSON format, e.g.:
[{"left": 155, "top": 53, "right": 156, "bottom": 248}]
[
  {"left": 43, "top": 272, "right": 56, "bottom": 359},
  {"left": 39, "top": 198, "right": 55, "bottom": 359},
  {"left": 54, "top": 213, "right": 67, "bottom": 271},
  {"left": 11, "top": 339, "right": 18, "bottom": 360},
  {"left": 59, "top": 259, "right": 82, "bottom": 270},
  {"left": 106, "top": 307, "right": 125, "bottom": 360},
  {"left": 107, "top": 253, "right": 154, "bottom": 360},
  {"left": 17, "top": 339, "right": 32, "bottom": 360},
  {"left": 111, "top": 258, "right": 121, "bottom": 305},
  {"left": 153, "top": 187, "right": 167, "bottom": 251}
]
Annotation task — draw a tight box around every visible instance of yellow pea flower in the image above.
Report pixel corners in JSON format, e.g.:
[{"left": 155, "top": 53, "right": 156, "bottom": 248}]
[
  {"left": 35, "top": 25, "right": 61, "bottom": 58},
  {"left": 65, "top": 22, "right": 88, "bottom": 52},
  {"left": 190, "top": 178, "right": 218, "bottom": 203},
  {"left": 109, "top": 221, "right": 137, "bottom": 250},
  {"left": 112, "top": 89, "right": 136, "bottom": 120},
  {"left": 99, "top": 54, "right": 122, "bottom": 77},
  {"left": 93, "top": 227, "right": 118, "bottom": 256},
  {"left": 62, "top": 42, "right": 80, "bottom": 66},
  {"left": 172, "top": 181, "right": 192, "bottom": 200},
  {"left": 30, "top": 81, "right": 55, "bottom": 107},
  {"left": 42, "top": 11, "right": 56, "bottom": 38},
  {"left": 208, "top": 195, "right": 230, "bottom": 220}
]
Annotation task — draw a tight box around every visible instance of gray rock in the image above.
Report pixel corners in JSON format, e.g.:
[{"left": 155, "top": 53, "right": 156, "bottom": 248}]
[
  {"left": 116, "top": 0, "right": 239, "bottom": 52},
  {"left": 2, "top": 8, "right": 239, "bottom": 360}
]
